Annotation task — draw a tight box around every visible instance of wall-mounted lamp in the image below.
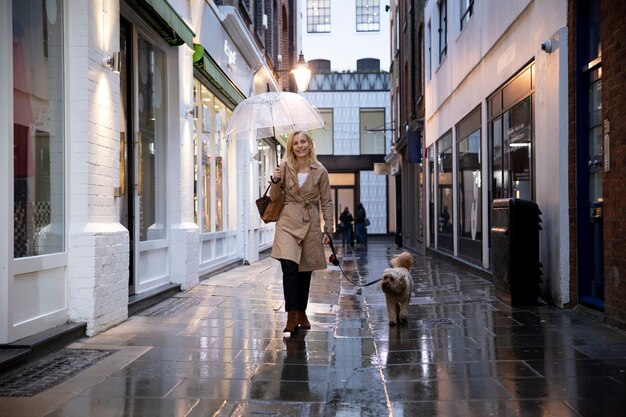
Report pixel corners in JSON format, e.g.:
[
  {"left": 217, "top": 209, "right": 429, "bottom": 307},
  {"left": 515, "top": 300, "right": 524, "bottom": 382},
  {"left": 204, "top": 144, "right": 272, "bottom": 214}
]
[
  {"left": 290, "top": 52, "right": 312, "bottom": 92},
  {"left": 104, "top": 51, "right": 121, "bottom": 73},
  {"left": 187, "top": 106, "right": 198, "bottom": 118}
]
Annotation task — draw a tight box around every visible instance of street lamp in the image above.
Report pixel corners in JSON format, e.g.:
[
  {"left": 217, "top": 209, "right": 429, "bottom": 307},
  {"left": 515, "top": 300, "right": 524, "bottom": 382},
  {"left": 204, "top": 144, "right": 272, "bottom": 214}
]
[{"left": 290, "top": 52, "right": 312, "bottom": 92}]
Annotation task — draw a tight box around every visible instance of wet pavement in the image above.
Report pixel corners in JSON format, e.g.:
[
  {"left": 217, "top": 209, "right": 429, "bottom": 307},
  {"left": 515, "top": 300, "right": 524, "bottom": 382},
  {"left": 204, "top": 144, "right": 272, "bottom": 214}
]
[{"left": 1, "top": 238, "right": 626, "bottom": 416}]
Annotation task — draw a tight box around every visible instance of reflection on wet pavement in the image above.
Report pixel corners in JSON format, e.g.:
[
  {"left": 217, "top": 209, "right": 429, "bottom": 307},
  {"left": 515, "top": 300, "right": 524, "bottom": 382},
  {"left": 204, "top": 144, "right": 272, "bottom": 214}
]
[{"left": 5, "top": 238, "right": 626, "bottom": 416}]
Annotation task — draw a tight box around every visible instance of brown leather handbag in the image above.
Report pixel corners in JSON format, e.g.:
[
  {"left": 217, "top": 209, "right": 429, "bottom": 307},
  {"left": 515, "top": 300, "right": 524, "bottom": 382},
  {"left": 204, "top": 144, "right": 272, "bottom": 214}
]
[{"left": 256, "top": 181, "right": 285, "bottom": 223}]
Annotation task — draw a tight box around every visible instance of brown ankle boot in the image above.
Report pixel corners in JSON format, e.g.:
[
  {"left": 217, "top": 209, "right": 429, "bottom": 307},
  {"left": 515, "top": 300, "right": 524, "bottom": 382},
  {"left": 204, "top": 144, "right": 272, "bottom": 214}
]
[
  {"left": 297, "top": 311, "right": 311, "bottom": 329},
  {"left": 283, "top": 311, "right": 298, "bottom": 333}
]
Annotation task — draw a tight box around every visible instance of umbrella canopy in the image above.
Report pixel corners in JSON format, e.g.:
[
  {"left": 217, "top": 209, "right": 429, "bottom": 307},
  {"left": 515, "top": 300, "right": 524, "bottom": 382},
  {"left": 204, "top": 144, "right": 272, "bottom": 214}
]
[{"left": 225, "top": 91, "right": 325, "bottom": 140}]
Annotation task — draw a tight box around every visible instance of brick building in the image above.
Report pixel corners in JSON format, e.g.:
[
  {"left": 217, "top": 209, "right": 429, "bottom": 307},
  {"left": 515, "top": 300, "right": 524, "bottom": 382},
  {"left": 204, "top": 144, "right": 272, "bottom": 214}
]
[{"left": 568, "top": 0, "right": 626, "bottom": 330}]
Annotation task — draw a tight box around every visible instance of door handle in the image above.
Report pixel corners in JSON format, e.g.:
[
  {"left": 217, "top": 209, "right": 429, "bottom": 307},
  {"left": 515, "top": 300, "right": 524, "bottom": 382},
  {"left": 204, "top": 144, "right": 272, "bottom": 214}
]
[{"left": 588, "top": 159, "right": 602, "bottom": 168}]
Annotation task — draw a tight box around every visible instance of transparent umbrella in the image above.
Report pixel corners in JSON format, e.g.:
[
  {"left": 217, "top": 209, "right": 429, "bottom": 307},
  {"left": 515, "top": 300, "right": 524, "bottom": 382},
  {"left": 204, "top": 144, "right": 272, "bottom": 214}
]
[{"left": 225, "top": 91, "right": 325, "bottom": 140}]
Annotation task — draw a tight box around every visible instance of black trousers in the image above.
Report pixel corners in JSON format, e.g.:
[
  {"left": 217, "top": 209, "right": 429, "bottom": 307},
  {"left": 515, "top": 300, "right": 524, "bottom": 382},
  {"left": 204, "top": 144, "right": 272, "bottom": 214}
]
[{"left": 280, "top": 259, "right": 312, "bottom": 312}]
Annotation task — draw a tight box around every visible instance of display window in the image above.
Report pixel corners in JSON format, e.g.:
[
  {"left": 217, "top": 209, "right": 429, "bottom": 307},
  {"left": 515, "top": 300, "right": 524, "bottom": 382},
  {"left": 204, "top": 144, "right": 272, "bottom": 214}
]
[
  {"left": 489, "top": 63, "right": 535, "bottom": 202},
  {"left": 192, "top": 80, "right": 232, "bottom": 234},
  {"left": 436, "top": 132, "right": 453, "bottom": 252},
  {"left": 456, "top": 106, "right": 482, "bottom": 262},
  {"left": 13, "top": 0, "right": 65, "bottom": 258}
]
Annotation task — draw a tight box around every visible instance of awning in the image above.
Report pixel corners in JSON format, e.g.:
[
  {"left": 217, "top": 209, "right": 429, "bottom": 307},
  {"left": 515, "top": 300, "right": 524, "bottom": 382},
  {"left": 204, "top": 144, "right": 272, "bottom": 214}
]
[
  {"left": 125, "top": 0, "right": 195, "bottom": 49},
  {"left": 193, "top": 46, "right": 245, "bottom": 108}
]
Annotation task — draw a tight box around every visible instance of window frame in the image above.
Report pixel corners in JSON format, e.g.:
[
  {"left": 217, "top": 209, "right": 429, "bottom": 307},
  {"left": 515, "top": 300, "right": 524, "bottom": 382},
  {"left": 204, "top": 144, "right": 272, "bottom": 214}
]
[
  {"left": 460, "top": 0, "right": 474, "bottom": 31},
  {"left": 313, "top": 108, "right": 334, "bottom": 155},
  {"left": 437, "top": 0, "right": 448, "bottom": 63},
  {"left": 455, "top": 105, "right": 482, "bottom": 263},
  {"left": 359, "top": 108, "right": 386, "bottom": 155},
  {"left": 356, "top": 0, "right": 381, "bottom": 32},
  {"left": 488, "top": 63, "right": 536, "bottom": 203},
  {"left": 307, "top": 0, "right": 331, "bottom": 33}
]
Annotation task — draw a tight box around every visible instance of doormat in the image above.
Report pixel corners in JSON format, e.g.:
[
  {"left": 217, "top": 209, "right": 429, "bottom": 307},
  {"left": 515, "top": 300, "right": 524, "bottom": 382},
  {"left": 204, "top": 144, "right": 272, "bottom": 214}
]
[{"left": 0, "top": 348, "right": 115, "bottom": 397}]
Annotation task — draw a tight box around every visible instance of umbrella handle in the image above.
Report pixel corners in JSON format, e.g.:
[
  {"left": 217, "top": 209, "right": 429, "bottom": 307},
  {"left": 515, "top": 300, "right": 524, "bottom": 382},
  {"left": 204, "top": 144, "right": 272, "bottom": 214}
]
[{"left": 273, "top": 125, "right": 281, "bottom": 166}]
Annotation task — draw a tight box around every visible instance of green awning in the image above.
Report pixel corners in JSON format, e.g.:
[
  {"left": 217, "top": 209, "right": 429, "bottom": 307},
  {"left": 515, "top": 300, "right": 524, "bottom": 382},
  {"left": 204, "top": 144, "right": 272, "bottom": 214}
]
[
  {"left": 125, "top": 0, "right": 195, "bottom": 49},
  {"left": 194, "top": 47, "right": 245, "bottom": 108}
]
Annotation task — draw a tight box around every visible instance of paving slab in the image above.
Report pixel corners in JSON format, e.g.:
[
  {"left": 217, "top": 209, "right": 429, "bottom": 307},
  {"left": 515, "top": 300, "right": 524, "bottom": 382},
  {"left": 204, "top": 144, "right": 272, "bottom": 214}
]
[{"left": 1, "top": 238, "right": 625, "bottom": 417}]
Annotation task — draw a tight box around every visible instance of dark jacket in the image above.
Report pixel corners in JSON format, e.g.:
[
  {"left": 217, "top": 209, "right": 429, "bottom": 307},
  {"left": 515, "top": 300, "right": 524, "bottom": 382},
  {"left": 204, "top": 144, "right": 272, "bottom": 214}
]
[
  {"left": 355, "top": 204, "right": 366, "bottom": 224},
  {"left": 339, "top": 210, "right": 353, "bottom": 225}
]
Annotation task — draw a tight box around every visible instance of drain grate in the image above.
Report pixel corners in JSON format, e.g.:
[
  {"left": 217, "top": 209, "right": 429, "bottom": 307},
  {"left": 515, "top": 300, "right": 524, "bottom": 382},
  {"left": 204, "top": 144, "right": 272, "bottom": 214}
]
[
  {"left": 139, "top": 297, "right": 204, "bottom": 317},
  {"left": 0, "top": 348, "right": 115, "bottom": 397}
]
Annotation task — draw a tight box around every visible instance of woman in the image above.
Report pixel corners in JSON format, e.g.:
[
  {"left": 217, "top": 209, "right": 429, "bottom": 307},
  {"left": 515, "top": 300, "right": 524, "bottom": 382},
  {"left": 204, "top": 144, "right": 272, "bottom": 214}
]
[
  {"left": 339, "top": 206, "right": 354, "bottom": 247},
  {"left": 270, "top": 131, "right": 334, "bottom": 333}
]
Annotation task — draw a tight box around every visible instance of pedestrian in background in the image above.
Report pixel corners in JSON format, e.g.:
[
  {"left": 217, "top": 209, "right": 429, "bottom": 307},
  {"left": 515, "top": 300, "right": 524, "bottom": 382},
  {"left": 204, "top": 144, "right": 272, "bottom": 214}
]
[
  {"left": 339, "top": 206, "right": 354, "bottom": 247},
  {"left": 355, "top": 202, "right": 367, "bottom": 245},
  {"left": 270, "top": 131, "right": 334, "bottom": 334}
]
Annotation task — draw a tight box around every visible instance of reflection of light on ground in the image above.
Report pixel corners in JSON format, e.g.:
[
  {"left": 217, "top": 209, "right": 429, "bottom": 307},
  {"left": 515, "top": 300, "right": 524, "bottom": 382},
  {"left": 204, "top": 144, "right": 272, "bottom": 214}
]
[{"left": 420, "top": 334, "right": 432, "bottom": 377}]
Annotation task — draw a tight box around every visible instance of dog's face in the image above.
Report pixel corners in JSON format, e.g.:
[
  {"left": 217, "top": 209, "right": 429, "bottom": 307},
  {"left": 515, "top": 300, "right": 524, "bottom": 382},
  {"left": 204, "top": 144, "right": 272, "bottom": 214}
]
[{"left": 381, "top": 269, "right": 408, "bottom": 295}]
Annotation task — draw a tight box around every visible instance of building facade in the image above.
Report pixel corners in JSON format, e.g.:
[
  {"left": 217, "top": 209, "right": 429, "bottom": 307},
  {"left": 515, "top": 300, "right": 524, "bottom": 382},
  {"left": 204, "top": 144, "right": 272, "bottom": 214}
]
[
  {"left": 422, "top": 0, "right": 569, "bottom": 304},
  {"left": 1, "top": 0, "right": 295, "bottom": 344},
  {"left": 298, "top": 0, "right": 393, "bottom": 236},
  {"left": 388, "top": 0, "right": 426, "bottom": 253}
]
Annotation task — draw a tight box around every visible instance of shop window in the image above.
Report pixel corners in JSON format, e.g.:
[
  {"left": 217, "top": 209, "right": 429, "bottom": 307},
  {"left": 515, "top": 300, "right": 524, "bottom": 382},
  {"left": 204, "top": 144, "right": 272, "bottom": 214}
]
[
  {"left": 138, "top": 37, "right": 167, "bottom": 241},
  {"left": 437, "top": 132, "right": 453, "bottom": 252},
  {"left": 13, "top": 0, "right": 65, "bottom": 258},
  {"left": 456, "top": 106, "right": 482, "bottom": 262},
  {"left": 490, "top": 96, "right": 533, "bottom": 201},
  {"left": 360, "top": 108, "right": 385, "bottom": 154},
  {"left": 257, "top": 138, "right": 280, "bottom": 219},
  {"left": 428, "top": 144, "right": 435, "bottom": 247},
  {"left": 489, "top": 64, "right": 535, "bottom": 202},
  {"left": 418, "top": 162, "right": 424, "bottom": 240},
  {"left": 193, "top": 81, "right": 231, "bottom": 234}
]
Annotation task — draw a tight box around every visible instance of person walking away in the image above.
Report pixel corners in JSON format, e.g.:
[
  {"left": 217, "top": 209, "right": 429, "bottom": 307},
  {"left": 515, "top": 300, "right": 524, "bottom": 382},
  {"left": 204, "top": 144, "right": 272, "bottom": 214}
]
[
  {"left": 355, "top": 202, "right": 367, "bottom": 245},
  {"left": 270, "top": 131, "right": 334, "bottom": 333},
  {"left": 339, "top": 206, "right": 354, "bottom": 248}
]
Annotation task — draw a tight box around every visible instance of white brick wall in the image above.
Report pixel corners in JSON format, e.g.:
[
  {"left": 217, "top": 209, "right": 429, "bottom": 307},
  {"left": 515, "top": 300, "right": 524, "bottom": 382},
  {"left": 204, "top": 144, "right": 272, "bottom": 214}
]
[
  {"left": 68, "top": 224, "right": 129, "bottom": 336},
  {"left": 66, "top": 1, "right": 129, "bottom": 336},
  {"left": 170, "top": 225, "right": 200, "bottom": 290}
]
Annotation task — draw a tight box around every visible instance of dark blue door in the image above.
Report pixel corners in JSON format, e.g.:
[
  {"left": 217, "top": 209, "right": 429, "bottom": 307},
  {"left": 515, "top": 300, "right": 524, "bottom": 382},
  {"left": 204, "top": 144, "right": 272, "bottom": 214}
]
[{"left": 576, "top": 0, "right": 604, "bottom": 309}]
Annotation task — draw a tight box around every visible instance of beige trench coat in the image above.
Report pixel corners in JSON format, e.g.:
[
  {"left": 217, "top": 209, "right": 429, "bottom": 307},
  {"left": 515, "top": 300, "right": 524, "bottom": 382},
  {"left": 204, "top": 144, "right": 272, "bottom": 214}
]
[{"left": 270, "top": 161, "right": 334, "bottom": 271}]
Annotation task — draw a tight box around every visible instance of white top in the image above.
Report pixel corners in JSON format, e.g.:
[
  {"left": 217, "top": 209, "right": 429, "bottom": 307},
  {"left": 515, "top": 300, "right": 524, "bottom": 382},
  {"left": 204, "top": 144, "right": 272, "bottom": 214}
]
[{"left": 297, "top": 173, "right": 308, "bottom": 187}]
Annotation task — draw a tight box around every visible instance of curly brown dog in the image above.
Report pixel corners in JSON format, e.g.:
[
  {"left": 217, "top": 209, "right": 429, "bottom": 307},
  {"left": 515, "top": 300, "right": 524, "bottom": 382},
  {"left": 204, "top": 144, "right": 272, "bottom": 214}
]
[{"left": 380, "top": 252, "right": 414, "bottom": 325}]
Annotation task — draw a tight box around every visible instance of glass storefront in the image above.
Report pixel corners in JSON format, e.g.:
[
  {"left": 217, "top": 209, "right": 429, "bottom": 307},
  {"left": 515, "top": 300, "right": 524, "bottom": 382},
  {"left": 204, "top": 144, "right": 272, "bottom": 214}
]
[
  {"left": 138, "top": 36, "right": 167, "bottom": 241},
  {"left": 436, "top": 132, "right": 453, "bottom": 252},
  {"left": 13, "top": 0, "right": 64, "bottom": 258},
  {"left": 192, "top": 80, "right": 232, "bottom": 234},
  {"left": 257, "top": 138, "right": 280, "bottom": 205},
  {"left": 456, "top": 107, "right": 482, "bottom": 262},
  {"left": 428, "top": 144, "right": 435, "bottom": 247},
  {"left": 489, "top": 64, "right": 535, "bottom": 202}
]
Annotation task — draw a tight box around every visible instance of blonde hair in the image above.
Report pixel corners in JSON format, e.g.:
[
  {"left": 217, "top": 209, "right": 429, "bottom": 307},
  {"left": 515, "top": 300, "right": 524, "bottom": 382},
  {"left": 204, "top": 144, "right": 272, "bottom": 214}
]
[{"left": 282, "top": 131, "right": 320, "bottom": 175}]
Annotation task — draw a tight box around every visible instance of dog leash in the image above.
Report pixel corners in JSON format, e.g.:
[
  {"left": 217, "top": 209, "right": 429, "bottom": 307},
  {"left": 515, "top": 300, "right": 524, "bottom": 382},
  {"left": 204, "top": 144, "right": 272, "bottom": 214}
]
[{"left": 325, "top": 232, "right": 382, "bottom": 287}]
